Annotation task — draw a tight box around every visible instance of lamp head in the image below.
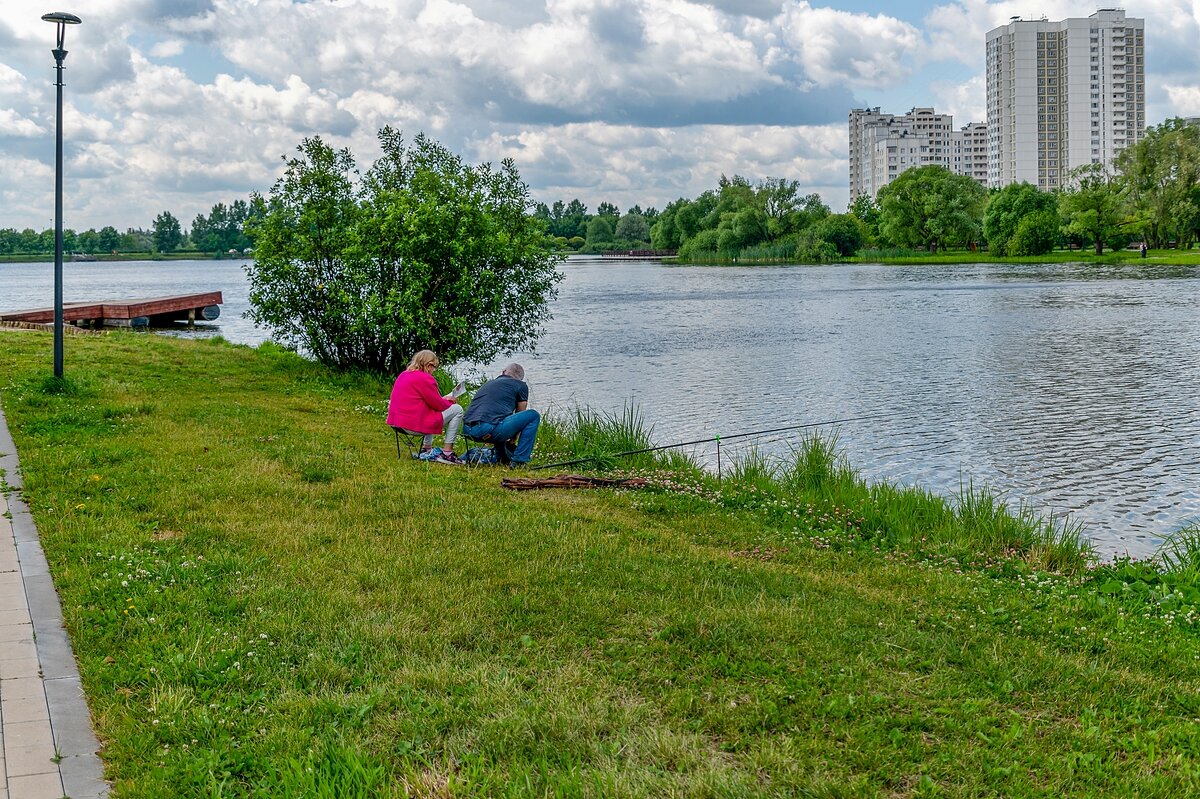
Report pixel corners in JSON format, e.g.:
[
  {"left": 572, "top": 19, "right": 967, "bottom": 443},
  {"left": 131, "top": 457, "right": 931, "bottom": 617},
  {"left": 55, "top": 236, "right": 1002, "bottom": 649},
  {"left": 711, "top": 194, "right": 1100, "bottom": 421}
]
[{"left": 41, "top": 12, "right": 82, "bottom": 24}]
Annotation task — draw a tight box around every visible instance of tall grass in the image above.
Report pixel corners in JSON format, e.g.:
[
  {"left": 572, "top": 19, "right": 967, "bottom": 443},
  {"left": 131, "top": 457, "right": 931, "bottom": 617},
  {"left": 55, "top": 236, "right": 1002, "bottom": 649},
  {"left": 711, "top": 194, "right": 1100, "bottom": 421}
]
[
  {"left": 1158, "top": 523, "right": 1200, "bottom": 582},
  {"left": 717, "top": 432, "right": 1094, "bottom": 573},
  {"left": 538, "top": 403, "right": 700, "bottom": 471}
]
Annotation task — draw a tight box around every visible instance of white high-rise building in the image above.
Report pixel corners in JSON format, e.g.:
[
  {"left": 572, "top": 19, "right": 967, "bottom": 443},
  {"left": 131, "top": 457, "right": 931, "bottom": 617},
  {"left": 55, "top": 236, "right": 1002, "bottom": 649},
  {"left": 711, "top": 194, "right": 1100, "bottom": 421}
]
[
  {"left": 951, "top": 122, "right": 990, "bottom": 187},
  {"left": 986, "top": 9, "right": 1145, "bottom": 189},
  {"left": 848, "top": 107, "right": 987, "bottom": 201}
]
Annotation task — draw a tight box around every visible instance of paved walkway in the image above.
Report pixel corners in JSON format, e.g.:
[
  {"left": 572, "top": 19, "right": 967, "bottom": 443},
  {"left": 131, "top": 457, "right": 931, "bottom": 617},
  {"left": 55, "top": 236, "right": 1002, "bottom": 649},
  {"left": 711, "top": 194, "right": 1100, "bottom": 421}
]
[{"left": 0, "top": 403, "right": 107, "bottom": 799}]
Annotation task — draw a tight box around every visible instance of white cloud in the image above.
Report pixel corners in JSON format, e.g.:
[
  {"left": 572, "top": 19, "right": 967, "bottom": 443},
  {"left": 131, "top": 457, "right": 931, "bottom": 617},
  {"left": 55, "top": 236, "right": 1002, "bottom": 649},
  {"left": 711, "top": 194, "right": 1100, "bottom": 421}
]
[
  {"left": 780, "top": 1, "right": 922, "bottom": 88},
  {"left": 149, "top": 39, "right": 185, "bottom": 58},
  {"left": 472, "top": 122, "right": 848, "bottom": 212},
  {"left": 1164, "top": 86, "right": 1200, "bottom": 117},
  {"left": 0, "top": 108, "right": 41, "bottom": 137},
  {"left": 932, "top": 73, "right": 986, "bottom": 124}
]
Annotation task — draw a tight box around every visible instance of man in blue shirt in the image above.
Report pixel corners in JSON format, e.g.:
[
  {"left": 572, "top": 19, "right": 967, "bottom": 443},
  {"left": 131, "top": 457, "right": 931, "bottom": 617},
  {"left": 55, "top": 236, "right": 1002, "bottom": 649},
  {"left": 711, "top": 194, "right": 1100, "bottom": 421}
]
[{"left": 463, "top": 363, "right": 540, "bottom": 465}]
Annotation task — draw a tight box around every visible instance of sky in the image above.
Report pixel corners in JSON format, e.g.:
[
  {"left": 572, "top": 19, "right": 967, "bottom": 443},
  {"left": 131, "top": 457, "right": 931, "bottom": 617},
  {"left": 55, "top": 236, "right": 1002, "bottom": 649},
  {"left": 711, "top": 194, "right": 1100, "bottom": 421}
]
[{"left": 2, "top": 0, "right": 1199, "bottom": 232}]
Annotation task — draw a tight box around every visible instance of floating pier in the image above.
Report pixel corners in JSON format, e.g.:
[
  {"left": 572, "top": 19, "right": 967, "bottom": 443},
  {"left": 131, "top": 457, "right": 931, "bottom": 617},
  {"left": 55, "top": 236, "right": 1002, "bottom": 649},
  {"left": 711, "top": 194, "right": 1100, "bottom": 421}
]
[{"left": 0, "top": 292, "right": 223, "bottom": 329}]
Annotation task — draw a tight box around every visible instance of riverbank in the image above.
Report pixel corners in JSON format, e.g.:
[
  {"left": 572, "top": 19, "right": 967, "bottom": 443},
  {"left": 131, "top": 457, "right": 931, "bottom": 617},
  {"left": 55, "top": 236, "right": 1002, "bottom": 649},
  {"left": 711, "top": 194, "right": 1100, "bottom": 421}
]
[
  {"left": 676, "top": 247, "right": 1200, "bottom": 266},
  {"left": 0, "top": 252, "right": 244, "bottom": 264},
  {"left": 2, "top": 330, "right": 1200, "bottom": 796}
]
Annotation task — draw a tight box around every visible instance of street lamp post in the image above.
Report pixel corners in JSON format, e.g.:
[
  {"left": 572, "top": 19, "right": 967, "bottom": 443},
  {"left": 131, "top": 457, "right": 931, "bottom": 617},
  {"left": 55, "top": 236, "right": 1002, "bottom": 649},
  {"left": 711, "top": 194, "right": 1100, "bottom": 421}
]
[{"left": 41, "top": 11, "right": 82, "bottom": 379}]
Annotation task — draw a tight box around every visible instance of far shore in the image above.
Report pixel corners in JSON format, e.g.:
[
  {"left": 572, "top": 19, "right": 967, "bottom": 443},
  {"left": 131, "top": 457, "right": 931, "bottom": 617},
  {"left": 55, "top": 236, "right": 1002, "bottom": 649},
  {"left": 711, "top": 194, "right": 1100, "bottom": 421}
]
[{"left": 0, "top": 251, "right": 249, "bottom": 264}]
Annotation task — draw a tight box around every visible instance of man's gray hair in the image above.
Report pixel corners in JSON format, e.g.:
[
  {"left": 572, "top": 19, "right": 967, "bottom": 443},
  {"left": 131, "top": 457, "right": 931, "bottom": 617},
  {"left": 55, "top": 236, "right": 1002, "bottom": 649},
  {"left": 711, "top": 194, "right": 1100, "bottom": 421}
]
[{"left": 501, "top": 363, "right": 525, "bottom": 381}]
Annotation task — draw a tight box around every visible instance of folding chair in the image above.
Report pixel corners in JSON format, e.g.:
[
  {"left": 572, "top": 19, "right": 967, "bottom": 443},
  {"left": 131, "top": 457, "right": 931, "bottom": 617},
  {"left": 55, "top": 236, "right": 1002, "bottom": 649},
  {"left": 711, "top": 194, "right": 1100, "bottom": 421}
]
[{"left": 391, "top": 426, "right": 426, "bottom": 460}]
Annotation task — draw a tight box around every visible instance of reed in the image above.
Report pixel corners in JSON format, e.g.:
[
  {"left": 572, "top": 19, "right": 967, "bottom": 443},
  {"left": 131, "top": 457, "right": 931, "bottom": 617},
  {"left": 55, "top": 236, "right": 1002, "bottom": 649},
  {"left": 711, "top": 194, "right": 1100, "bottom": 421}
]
[{"left": 1158, "top": 523, "right": 1200, "bottom": 583}]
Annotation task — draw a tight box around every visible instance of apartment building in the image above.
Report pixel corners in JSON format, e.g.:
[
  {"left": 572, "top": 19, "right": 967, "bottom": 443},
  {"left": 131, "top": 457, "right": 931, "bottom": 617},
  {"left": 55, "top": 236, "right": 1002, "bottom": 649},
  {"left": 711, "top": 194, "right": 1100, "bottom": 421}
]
[
  {"left": 986, "top": 9, "right": 1145, "bottom": 189},
  {"left": 848, "top": 108, "right": 989, "bottom": 200},
  {"left": 951, "top": 122, "right": 990, "bottom": 186}
]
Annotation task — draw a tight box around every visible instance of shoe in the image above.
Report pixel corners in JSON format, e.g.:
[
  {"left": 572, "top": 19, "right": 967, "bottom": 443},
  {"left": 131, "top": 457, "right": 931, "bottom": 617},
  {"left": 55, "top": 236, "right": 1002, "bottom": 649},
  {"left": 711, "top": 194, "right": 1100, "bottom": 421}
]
[
  {"left": 435, "top": 451, "right": 464, "bottom": 466},
  {"left": 416, "top": 447, "right": 441, "bottom": 462}
]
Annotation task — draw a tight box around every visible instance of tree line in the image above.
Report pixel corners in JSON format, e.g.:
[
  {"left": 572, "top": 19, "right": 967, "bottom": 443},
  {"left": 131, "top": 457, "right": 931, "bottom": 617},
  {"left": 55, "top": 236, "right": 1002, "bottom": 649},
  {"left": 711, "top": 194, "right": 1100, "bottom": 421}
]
[
  {"left": 533, "top": 200, "right": 661, "bottom": 252},
  {"left": 637, "top": 117, "right": 1200, "bottom": 262},
  {"left": 0, "top": 199, "right": 259, "bottom": 257}
]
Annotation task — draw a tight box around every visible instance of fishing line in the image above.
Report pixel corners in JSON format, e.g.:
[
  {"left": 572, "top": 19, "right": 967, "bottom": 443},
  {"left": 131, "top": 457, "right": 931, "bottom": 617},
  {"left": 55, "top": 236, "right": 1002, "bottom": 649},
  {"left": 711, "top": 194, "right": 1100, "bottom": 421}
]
[{"left": 532, "top": 412, "right": 890, "bottom": 471}]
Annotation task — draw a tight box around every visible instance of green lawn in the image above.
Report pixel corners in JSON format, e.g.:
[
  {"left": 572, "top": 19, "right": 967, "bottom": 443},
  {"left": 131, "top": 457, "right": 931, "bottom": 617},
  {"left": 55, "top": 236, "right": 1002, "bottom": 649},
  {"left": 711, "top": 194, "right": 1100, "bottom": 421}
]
[{"left": 1, "top": 331, "right": 1199, "bottom": 797}]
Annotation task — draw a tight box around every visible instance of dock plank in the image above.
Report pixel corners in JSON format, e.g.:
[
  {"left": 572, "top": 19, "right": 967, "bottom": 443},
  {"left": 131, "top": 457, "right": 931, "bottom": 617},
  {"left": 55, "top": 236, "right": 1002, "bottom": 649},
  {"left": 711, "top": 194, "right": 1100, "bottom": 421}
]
[{"left": 0, "top": 292, "right": 223, "bottom": 324}]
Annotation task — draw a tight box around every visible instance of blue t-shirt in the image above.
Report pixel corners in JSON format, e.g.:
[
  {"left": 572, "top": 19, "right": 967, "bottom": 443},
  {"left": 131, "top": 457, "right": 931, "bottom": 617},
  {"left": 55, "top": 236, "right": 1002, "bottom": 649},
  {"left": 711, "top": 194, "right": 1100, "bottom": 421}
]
[{"left": 464, "top": 375, "right": 529, "bottom": 425}]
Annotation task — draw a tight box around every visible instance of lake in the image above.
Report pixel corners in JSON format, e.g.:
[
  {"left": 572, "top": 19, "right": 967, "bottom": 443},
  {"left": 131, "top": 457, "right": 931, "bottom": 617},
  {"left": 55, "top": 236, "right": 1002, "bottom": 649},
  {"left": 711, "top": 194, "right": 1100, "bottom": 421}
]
[{"left": 3, "top": 256, "right": 1198, "bottom": 558}]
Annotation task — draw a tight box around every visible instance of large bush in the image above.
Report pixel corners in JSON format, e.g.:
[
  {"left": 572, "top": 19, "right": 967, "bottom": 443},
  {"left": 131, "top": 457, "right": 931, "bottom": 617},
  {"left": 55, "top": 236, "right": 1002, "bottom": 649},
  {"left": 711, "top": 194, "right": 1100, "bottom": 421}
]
[
  {"left": 246, "top": 129, "right": 562, "bottom": 373},
  {"left": 984, "top": 183, "right": 1059, "bottom": 255}
]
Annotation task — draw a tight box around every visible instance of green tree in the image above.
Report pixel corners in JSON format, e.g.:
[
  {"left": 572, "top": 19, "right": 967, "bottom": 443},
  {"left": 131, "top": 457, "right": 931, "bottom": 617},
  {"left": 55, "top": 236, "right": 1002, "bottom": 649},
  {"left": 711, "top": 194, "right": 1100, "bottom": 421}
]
[
  {"left": 585, "top": 216, "right": 615, "bottom": 246},
  {"left": 1061, "top": 164, "right": 1127, "bottom": 255},
  {"left": 847, "top": 195, "right": 881, "bottom": 246},
  {"left": 1008, "top": 210, "right": 1061, "bottom": 256},
  {"left": 615, "top": 212, "right": 650, "bottom": 244},
  {"left": 246, "top": 129, "right": 563, "bottom": 373},
  {"left": 97, "top": 225, "right": 121, "bottom": 253},
  {"left": 983, "top": 183, "right": 1059, "bottom": 255},
  {"left": 596, "top": 201, "right": 619, "bottom": 219},
  {"left": 152, "top": 211, "right": 183, "bottom": 253},
  {"left": 813, "top": 214, "right": 866, "bottom": 257},
  {"left": 877, "top": 166, "right": 986, "bottom": 251},
  {"left": 1117, "top": 118, "right": 1200, "bottom": 248}
]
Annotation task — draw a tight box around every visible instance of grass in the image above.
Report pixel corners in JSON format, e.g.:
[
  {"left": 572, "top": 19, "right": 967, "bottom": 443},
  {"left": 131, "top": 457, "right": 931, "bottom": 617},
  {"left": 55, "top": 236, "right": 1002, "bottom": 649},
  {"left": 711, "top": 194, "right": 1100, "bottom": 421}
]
[{"left": 3, "top": 330, "right": 1200, "bottom": 797}]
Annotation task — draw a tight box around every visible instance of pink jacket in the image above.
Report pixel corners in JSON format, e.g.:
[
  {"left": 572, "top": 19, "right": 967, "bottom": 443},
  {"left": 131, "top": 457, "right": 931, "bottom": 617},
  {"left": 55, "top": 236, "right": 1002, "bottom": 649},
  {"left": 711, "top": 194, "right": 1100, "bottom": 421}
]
[{"left": 386, "top": 370, "right": 454, "bottom": 433}]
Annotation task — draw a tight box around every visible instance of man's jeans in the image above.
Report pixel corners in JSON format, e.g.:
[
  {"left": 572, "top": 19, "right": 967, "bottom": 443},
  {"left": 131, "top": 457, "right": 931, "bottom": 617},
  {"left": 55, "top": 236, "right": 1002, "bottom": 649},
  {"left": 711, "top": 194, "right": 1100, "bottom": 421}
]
[{"left": 464, "top": 409, "right": 541, "bottom": 464}]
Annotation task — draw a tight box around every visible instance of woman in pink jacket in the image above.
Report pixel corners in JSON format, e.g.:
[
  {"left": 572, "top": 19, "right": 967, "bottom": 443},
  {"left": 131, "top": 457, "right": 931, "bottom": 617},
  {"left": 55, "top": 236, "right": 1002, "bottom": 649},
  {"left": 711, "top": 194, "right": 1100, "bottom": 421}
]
[{"left": 386, "top": 350, "right": 464, "bottom": 465}]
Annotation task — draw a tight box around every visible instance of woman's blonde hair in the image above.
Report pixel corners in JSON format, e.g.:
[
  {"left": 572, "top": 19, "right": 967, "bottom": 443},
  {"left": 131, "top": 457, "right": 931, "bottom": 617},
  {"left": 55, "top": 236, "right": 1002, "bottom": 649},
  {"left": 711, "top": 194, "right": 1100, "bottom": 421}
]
[{"left": 406, "top": 350, "right": 439, "bottom": 372}]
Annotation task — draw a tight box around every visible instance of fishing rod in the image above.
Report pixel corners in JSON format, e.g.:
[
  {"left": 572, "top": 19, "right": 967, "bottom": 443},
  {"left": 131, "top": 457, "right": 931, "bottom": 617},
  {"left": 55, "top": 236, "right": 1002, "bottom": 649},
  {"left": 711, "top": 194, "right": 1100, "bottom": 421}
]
[{"left": 532, "top": 412, "right": 890, "bottom": 471}]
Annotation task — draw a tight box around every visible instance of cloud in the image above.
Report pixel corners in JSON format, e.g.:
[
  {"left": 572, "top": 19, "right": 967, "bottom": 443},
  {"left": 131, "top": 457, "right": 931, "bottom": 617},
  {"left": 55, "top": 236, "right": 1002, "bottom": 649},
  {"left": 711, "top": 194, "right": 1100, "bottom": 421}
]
[
  {"left": 149, "top": 39, "right": 186, "bottom": 58},
  {"left": 779, "top": 2, "right": 922, "bottom": 88},
  {"left": 931, "top": 73, "right": 986, "bottom": 124},
  {"left": 472, "top": 122, "right": 849, "bottom": 211},
  {"left": 0, "top": 109, "right": 41, "bottom": 138}
]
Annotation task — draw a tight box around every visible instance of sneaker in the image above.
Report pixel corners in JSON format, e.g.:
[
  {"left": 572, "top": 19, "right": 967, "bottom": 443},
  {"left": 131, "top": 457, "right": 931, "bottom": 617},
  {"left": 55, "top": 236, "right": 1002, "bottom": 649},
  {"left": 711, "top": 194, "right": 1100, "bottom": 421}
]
[
  {"left": 416, "top": 447, "right": 442, "bottom": 462},
  {"left": 435, "top": 450, "right": 464, "bottom": 466}
]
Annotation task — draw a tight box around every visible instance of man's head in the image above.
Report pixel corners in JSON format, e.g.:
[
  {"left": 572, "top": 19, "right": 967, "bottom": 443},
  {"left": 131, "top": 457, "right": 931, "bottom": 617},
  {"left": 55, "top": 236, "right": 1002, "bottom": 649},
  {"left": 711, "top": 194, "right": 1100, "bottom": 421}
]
[{"left": 501, "top": 363, "right": 525, "bottom": 381}]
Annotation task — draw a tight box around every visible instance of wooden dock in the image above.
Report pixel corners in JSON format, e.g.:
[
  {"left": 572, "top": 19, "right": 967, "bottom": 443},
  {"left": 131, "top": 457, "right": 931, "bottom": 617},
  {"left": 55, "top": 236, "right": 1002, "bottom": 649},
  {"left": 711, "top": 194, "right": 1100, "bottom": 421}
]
[{"left": 0, "top": 292, "right": 224, "bottom": 329}]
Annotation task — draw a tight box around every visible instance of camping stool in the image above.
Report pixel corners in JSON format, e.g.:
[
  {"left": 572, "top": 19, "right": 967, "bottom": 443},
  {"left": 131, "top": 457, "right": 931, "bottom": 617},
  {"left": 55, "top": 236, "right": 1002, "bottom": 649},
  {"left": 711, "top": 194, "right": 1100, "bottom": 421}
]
[
  {"left": 462, "top": 430, "right": 516, "bottom": 467},
  {"left": 462, "top": 429, "right": 507, "bottom": 467},
  {"left": 391, "top": 426, "right": 426, "bottom": 460}
]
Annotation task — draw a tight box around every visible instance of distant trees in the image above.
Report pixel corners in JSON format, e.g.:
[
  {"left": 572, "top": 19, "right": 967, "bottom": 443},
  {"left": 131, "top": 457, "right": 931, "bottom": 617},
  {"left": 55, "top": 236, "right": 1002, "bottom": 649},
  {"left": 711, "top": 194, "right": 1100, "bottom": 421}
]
[
  {"left": 152, "top": 211, "right": 182, "bottom": 253},
  {"left": 191, "top": 199, "right": 255, "bottom": 254},
  {"left": 1060, "top": 165, "right": 1126, "bottom": 255},
  {"left": 983, "top": 183, "right": 1059, "bottom": 256},
  {"left": 877, "top": 166, "right": 987, "bottom": 251},
  {"left": 1116, "top": 119, "right": 1200, "bottom": 248}
]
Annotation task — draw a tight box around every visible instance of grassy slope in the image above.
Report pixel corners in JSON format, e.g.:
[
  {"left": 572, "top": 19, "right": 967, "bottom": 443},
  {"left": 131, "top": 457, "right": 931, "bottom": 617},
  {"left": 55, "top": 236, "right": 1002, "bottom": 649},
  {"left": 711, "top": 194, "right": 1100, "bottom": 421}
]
[{"left": 1, "top": 331, "right": 1199, "bottom": 798}]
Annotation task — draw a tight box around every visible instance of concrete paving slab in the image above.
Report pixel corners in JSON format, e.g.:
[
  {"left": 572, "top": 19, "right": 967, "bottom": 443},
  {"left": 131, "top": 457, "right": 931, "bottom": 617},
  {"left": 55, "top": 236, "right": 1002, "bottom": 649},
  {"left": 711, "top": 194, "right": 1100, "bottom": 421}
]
[
  {"left": 4, "top": 742, "right": 58, "bottom": 778},
  {"left": 14, "top": 541, "right": 50, "bottom": 577},
  {"left": 2, "top": 719, "right": 54, "bottom": 750},
  {"left": 1, "top": 695, "right": 51, "bottom": 725},
  {"left": 44, "top": 677, "right": 101, "bottom": 758},
  {"left": 60, "top": 753, "right": 108, "bottom": 799},
  {"left": 0, "top": 656, "right": 41, "bottom": 681},
  {"left": 0, "top": 638, "right": 37, "bottom": 662},
  {"left": 0, "top": 676, "right": 43, "bottom": 702},
  {"left": 0, "top": 608, "right": 31, "bottom": 626},
  {"left": 5, "top": 771, "right": 64, "bottom": 799},
  {"left": 0, "top": 623, "right": 33, "bottom": 644}
]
